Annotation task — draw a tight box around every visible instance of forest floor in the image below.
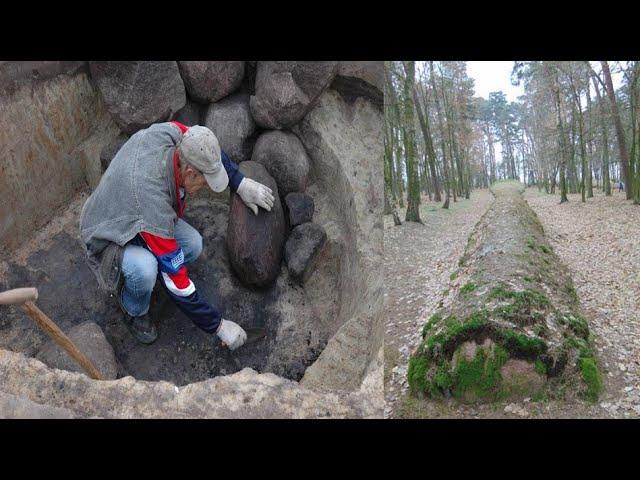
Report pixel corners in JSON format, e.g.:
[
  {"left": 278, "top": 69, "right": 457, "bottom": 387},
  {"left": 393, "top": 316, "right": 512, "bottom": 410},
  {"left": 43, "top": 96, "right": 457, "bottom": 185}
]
[{"left": 384, "top": 187, "right": 640, "bottom": 418}]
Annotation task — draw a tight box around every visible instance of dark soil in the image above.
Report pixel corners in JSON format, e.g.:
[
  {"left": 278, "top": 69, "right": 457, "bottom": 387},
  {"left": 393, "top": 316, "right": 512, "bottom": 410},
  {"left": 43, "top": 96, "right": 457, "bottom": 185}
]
[{"left": 0, "top": 194, "right": 315, "bottom": 386}]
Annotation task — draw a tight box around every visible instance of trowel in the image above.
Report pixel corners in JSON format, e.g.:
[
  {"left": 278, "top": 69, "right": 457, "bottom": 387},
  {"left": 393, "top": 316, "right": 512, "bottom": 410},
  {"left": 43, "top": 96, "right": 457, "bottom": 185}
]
[{"left": 244, "top": 327, "right": 267, "bottom": 345}]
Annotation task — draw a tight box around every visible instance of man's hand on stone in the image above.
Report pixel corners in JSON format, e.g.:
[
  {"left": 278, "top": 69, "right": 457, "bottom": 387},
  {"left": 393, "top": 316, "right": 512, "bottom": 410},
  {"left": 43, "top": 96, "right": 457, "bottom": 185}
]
[
  {"left": 237, "top": 178, "right": 275, "bottom": 216},
  {"left": 216, "top": 319, "right": 247, "bottom": 351}
]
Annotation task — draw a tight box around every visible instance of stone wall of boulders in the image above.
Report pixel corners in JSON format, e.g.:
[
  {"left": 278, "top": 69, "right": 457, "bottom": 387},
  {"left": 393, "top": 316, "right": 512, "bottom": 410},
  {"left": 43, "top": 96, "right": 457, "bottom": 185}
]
[{"left": 94, "top": 61, "right": 382, "bottom": 291}]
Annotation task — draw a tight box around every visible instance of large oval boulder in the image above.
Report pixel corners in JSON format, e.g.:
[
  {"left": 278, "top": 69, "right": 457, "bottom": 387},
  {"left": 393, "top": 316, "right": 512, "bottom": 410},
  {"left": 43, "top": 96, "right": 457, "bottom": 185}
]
[
  {"left": 204, "top": 92, "right": 256, "bottom": 163},
  {"left": 178, "top": 61, "right": 245, "bottom": 103},
  {"left": 89, "top": 61, "right": 186, "bottom": 134},
  {"left": 249, "top": 61, "right": 338, "bottom": 129},
  {"left": 251, "top": 130, "right": 310, "bottom": 195},
  {"left": 226, "top": 161, "right": 286, "bottom": 288}
]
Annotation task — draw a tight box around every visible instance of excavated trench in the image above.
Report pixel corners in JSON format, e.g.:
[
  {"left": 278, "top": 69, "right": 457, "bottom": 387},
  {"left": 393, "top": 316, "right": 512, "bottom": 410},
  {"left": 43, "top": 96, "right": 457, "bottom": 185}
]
[
  {"left": 0, "top": 61, "right": 383, "bottom": 414},
  {"left": 0, "top": 184, "right": 343, "bottom": 385}
]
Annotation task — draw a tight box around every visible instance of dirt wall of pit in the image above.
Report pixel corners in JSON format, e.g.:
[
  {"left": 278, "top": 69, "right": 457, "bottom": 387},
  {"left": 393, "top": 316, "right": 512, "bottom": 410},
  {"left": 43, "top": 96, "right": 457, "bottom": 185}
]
[
  {"left": 0, "top": 61, "right": 383, "bottom": 418},
  {"left": 0, "top": 62, "right": 120, "bottom": 252}
]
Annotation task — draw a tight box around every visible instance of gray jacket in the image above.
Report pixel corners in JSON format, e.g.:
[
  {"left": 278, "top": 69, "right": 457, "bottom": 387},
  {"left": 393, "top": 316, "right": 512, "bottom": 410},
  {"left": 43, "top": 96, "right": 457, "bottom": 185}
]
[{"left": 79, "top": 122, "right": 183, "bottom": 294}]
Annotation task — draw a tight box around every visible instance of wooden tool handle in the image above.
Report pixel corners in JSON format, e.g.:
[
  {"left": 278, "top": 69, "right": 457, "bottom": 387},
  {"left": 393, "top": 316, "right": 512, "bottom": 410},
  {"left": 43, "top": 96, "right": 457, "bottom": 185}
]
[
  {"left": 0, "top": 287, "right": 38, "bottom": 305},
  {"left": 21, "top": 301, "right": 104, "bottom": 380}
]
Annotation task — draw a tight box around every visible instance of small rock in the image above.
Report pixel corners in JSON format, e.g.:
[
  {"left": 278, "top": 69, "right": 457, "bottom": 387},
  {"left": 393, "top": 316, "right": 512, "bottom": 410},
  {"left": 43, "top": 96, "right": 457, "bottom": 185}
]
[
  {"left": 36, "top": 321, "right": 118, "bottom": 380},
  {"left": 284, "top": 222, "right": 327, "bottom": 285},
  {"left": 285, "top": 192, "right": 314, "bottom": 226}
]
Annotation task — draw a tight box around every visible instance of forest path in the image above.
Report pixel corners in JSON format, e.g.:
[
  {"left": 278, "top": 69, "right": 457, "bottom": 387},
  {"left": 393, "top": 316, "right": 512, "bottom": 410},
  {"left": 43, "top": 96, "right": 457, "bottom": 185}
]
[
  {"left": 386, "top": 187, "right": 640, "bottom": 418},
  {"left": 383, "top": 190, "right": 493, "bottom": 418},
  {"left": 525, "top": 188, "right": 640, "bottom": 418}
]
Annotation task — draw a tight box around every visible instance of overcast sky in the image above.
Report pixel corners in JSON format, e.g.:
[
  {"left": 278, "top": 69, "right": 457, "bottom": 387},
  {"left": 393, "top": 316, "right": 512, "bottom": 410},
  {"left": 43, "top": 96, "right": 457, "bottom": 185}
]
[
  {"left": 466, "top": 61, "right": 625, "bottom": 102},
  {"left": 466, "top": 61, "right": 524, "bottom": 102}
]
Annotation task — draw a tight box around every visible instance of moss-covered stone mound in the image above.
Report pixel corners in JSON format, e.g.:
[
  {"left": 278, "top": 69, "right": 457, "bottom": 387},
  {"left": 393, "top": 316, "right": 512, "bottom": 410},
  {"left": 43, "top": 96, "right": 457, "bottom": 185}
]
[{"left": 408, "top": 181, "right": 601, "bottom": 403}]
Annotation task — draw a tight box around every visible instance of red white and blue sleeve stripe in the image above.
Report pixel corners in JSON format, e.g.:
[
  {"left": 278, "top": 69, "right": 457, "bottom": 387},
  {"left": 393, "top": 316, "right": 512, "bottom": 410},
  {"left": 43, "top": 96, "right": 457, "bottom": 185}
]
[{"left": 140, "top": 232, "right": 222, "bottom": 333}]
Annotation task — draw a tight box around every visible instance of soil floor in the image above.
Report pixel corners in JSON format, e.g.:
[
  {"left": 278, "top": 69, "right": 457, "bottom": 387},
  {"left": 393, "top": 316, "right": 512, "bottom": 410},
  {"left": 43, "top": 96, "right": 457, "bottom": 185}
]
[{"left": 384, "top": 187, "right": 640, "bottom": 418}]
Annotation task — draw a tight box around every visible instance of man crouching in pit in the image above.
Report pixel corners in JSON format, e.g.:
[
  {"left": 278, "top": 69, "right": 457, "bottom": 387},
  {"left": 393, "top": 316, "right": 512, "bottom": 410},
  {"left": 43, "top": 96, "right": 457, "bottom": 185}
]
[{"left": 79, "top": 121, "right": 275, "bottom": 350}]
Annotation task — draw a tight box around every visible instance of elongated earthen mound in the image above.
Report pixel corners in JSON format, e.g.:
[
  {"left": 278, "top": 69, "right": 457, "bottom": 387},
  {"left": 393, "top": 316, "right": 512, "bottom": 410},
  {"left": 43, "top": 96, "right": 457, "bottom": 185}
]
[{"left": 408, "top": 181, "right": 602, "bottom": 403}]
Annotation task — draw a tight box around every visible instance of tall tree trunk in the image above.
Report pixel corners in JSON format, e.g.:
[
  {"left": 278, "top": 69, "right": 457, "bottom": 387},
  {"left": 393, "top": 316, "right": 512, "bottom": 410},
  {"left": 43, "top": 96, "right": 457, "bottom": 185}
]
[
  {"left": 413, "top": 84, "right": 441, "bottom": 201},
  {"left": 430, "top": 61, "right": 451, "bottom": 209},
  {"left": 601, "top": 61, "right": 632, "bottom": 200},
  {"left": 402, "top": 61, "right": 422, "bottom": 223},
  {"left": 591, "top": 72, "right": 611, "bottom": 195}
]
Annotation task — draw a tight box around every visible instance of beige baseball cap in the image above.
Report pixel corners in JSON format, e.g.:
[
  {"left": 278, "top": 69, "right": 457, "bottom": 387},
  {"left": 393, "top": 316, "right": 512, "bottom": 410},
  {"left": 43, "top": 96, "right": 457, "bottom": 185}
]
[{"left": 178, "top": 125, "right": 229, "bottom": 192}]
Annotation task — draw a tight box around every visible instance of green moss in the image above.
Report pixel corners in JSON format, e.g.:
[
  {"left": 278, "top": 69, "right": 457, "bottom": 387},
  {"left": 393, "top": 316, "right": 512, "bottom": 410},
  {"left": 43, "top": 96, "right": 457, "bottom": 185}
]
[
  {"left": 534, "top": 359, "right": 547, "bottom": 376},
  {"left": 556, "top": 313, "right": 589, "bottom": 339},
  {"left": 430, "top": 362, "right": 454, "bottom": 396},
  {"left": 460, "top": 282, "right": 477, "bottom": 295},
  {"left": 526, "top": 238, "right": 537, "bottom": 250},
  {"left": 564, "top": 336, "right": 594, "bottom": 358},
  {"left": 422, "top": 313, "right": 442, "bottom": 338},
  {"left": 421, "top": 311, "right": 488, "bottom": 356},
  {"left": 495, "top": 329, "right": 547, "bottom": 358},
  {"left": 489, "top": 285, "right": 550, "bottom": 309},
  {"left": 452, "top": 344, "right": 508, "bottom": 403},
  {"left": 449, "top": 271, "right": 458, "bottom": 281},
  {"left": 539, "top": 245, "right": 552, "bottom": 255},
  {"left": 565, "top": 285, "right": 579, "bottom": 303},
  {"left": 407, "top": 355, "right": 429, "bottom": 395},
  {"left": 579, "top": 357, "right": 602, "bottom": 402}
]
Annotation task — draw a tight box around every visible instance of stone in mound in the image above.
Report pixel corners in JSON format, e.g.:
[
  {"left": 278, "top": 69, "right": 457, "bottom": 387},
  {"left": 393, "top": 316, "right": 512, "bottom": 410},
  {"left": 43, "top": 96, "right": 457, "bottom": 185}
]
[
  {"left": 226, "top": 161, "right": 286, "bottom": 288},
  {"left": 89, "top": 61, "right": 186, "bottom": 134},
  {"left": 252, "top": 130, "right": 310, "bottom": 195},
  {"left": 204, "top": 92, "right": 256, "bottom": 163},
  {"left": 285, "top": 192, "right": 314, "bottom": 227},
  {"left": 250, "top": 61, "right": 338, "bottom": 129},
  {"left": 285, "top": 222, "right": 327, "bottom": 285},
  {"left": 172, "top": 98, "right": 205, "bottom": 127},
  {"left": 178, "top": 61, "right": 244, "bottom": 103},
  {"left": 333, "top": 61, "right": 383, "bottom": 107},
  {"left": 36, "top": 321, "right": 118, "bottom": 380}
]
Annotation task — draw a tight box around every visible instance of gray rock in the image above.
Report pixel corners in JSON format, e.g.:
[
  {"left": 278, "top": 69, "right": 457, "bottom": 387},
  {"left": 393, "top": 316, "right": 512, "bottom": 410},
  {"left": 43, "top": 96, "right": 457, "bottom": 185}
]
[
  {"left": 89, "top": 61, "right": 186, "bottom": 134},
  {"left": 0, "top": 391, "right": 76, "bottom": 419},
  {"left": 226, "top": 161, "right": 286, "bottom": 288},
  {"left": 251, "top": 130, "right": 310, "bottom": 195},
  {"left": 333, "top": 61, "right": 383, "bottom": 107},
  {"left": 285, "top": 192, "right": 314, "bottom": 226},
  {"left": 204, "top": 92, "right": 256, "bottom": 163},
  {"left": 250, "top": 61, "right": 338, "bottom": 129},
  {"left": 285, "top": 222, "right": 327, "bottom": 284},
  {"left": 178, "top": 61, "right": 244, "bottom": 103},
  {"left": 36, "top": 321, "right": 118, "bottom": 380},
  {"left": 100, "top": 133, "right": 129, "bottom": 172},
  {"left": 173, "top": 98, "right": 205, "bottom": 126}
]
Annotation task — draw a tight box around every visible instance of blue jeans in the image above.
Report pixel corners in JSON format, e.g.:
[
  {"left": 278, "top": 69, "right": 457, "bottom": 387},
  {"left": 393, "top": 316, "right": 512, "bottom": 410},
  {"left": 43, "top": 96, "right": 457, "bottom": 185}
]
[{"left": 120, "top": 219, "right": 203, "bottom": 316}]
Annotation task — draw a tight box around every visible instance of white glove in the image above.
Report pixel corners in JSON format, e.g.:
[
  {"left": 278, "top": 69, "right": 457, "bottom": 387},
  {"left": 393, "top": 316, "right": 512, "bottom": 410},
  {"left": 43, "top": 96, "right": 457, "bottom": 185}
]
[
  {"left": 216, "top": 319, "right": 247, "bottom": 351},
  {"left": 237, "top": 177, "right": 275, "bottom": 216}
]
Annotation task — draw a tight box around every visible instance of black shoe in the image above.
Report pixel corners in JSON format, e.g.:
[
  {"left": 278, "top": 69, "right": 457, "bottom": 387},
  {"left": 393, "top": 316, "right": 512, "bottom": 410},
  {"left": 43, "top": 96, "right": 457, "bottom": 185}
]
[{"left": 117, "top": 292, "right": 158, "bottom": 345}]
